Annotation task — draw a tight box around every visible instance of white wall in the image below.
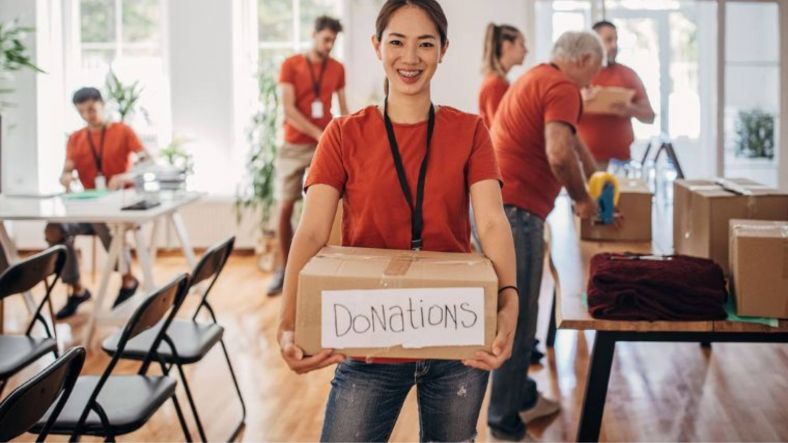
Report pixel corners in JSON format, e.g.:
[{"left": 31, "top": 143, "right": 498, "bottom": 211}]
[
  {"left": 0, "top": 0, "right": 64, "bottom": 196},
  {"left": 168, "top": 0, "right": 238, "bottom": 195}
]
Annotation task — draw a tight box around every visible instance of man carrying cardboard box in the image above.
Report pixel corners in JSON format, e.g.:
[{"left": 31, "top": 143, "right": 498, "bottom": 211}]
[{"left": 577, "top": 20, "right": 655, "bottom": 169}]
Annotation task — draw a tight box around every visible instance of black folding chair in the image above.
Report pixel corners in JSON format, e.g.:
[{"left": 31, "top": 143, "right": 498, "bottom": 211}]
[
  {"left": 0, "top": 245, "right": 66, "bottom": 396},
  {"left": 30, "top": 274, "right": 193, "bottom": 442},
  {"left": 102, "top": 236, "right": 245, "bottom": 442},
  {"left": 0, "top": 346, "right": 86, "bottom": 441}
]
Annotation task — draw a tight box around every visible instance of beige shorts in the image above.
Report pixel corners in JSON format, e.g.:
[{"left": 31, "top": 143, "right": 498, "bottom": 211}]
[{"left": 275, "top": 142, "right": 317, "bottom": 202}]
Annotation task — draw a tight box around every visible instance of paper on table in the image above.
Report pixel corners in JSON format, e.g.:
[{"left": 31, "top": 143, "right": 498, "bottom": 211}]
[
  {"left": 62, "top": 189, "right": 110, "bottom": 200},
  {"left": 321, "top": 287, "right": 485, "bottom": 349}
]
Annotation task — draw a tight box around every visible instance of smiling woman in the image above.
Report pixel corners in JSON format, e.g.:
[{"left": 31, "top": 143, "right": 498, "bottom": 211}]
[{"left": 275, "top": 0, "right": 519, "bottom": 441}]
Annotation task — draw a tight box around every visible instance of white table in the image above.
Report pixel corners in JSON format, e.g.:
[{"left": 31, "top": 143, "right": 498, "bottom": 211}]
[{"left": 0, "top": 190, "right": 203, "bottom": 344}]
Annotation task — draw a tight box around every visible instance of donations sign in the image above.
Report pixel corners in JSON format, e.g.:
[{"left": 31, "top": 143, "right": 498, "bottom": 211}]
[{"left": 321, "top": 287, "right": 485, "bottom": 349}]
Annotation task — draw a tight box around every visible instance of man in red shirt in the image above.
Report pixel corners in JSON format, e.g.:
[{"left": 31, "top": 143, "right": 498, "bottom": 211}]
[
  {"left": 268, "top": 15, "right": 349, "bottom": 296},
  {"left": 45, "top": 87, "right": 153, "bottom": 319},
  {"left": 488, "top": 31, "right": 602, "bottom": 441},
  {"left": 577, "top": 20, "right": 655, "bottom": 167}
]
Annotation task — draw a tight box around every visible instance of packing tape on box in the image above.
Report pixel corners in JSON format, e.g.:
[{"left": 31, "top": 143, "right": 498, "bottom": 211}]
[
  {"left": 732, "top": 223, "right": 788, "bottom": 237},
  {"left": 683, "top": 180, "right": 769, "bottom": 239}
]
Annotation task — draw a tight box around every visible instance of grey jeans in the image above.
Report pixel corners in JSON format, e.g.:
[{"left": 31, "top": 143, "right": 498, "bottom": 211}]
[
  {"left": 44, "top": 223, "right": 131, "bottom": 285},
  {"left": 487, "top": 205, "right": 545, "bottom": 440}
]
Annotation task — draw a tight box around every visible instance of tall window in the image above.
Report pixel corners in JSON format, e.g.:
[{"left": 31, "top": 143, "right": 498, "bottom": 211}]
[
  {"left": 258, "top": 0, "right": 343, "bottom": 71},
  {"left": 534, "top": 0, "right": 717, "bottom": 178},
  {"left": 723, "top": 1, "right": 780, "bottom": 186},
  {"left": 69, "top": 0, "right": 169, "bottom": 144}
]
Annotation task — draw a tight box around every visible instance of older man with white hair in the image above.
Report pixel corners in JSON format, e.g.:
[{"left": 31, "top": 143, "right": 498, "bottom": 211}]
[{"left": 487, "top": 31, "right": 604, "bottom": 441}]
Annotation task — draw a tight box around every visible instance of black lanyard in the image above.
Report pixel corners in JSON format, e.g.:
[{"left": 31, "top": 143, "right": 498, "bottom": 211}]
[
  {"left": 306, "top": 54, "right": 328, "bottom": 99},
  {"left": 383, "top": 97, "right": 435, "bottom": 251},
  {"left": 85, "top": 125, "right": 107, "bottom": 175}
]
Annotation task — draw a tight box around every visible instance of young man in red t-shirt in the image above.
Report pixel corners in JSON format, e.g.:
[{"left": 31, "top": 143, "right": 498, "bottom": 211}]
[
  {"left": 577, "top": 20, "right": 655, "bottom": 167},
  {"left": 268, "top": 15, "right": 349, "bottom": 296},
  {"left": 45, "top": 87, "right": 153, "bottom": 319},
  {"left": 488, "top": 31, "right": 603, "bottom": 441}
]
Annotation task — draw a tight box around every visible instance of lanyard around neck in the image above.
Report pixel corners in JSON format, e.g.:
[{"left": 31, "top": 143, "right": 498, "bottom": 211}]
[
  {"left": 85, "top": 125, "right": 107, "bottom": 175},
  {"left": 306, "top": 54, "right": 328, "bottom": 99},
  {"left": 383, "top": 97, "right": 436, "bottom": 251}
]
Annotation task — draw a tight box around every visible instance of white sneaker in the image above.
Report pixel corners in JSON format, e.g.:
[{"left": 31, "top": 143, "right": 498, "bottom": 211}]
[
  {"left": 487, "top": 427, "right": 539, "bottom": 442},
  {"left": 519, "top": 392, "right": 561, "bottom": 424}
]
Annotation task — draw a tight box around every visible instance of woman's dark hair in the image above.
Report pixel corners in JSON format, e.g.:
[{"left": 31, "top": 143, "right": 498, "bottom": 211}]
[
  {"left": 482, "top": 23, "right": 521, "bottom": 76},
  {"left": 375, "top": 0, "right": 448, "bottom": 94},
  {"left": 315, "top": 15, "right": 343, "bottom": 34},
  {"left": 72, "top": 87, "right": 103, "bottom": 105}
]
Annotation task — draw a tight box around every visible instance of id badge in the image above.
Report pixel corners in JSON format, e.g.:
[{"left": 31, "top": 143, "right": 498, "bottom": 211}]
[
  {"left": 95, "top": 174, "right": 107, "bottom": 190},
  {"left": 311, "top": 100, "right": 324, "bottom": 119}
]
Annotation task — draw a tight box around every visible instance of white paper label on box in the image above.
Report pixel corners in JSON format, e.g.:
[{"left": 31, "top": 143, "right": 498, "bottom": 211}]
[{"left": 321, "top": 287, "right": 485, "bottom": 349}]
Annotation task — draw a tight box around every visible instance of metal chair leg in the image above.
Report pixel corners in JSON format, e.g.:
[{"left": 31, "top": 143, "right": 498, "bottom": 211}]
[
  {"left": 171, "top": 393, "right": 193, "bottom": 442},
  {"left": 219, "top": 339, "right": 247, "bottom": 441},
  {"left": 176, "top": 363, "right": 208, "bottom": 442},
  {"left": 546, "top": 289, "right": 558, "bottom": 348}
]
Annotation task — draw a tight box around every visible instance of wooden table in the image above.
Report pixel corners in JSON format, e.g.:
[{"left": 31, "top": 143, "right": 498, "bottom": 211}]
[
  {"left": 0, "top": 190, "right": 202, "bottom": 344},
  {"left": 547, "top": 195, "right": 788, "bottom": 442}
]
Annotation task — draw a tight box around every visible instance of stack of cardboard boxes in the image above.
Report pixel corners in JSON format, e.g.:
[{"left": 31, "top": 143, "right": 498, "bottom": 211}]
[{"left": 673, "top": 178, "right": 788, "bottom": 319}]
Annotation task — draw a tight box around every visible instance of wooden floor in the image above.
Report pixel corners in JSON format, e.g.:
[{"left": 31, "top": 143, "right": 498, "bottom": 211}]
[{"left": 5, "top": 253, "right": 788, "bottom": 442}]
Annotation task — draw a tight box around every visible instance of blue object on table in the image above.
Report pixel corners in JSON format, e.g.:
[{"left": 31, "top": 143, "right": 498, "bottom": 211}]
[{"left": 597, "top": 182, "right": 616, "bottom": 225}]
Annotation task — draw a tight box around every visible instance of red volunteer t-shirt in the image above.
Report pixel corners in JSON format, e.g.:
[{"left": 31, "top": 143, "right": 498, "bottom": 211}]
[
  {"left": 478, "top": 73, "right": 510, "bottom": 129},
  {"left": 305, "top": 105, "right": 502, "bottom": 253},
  {"left": 576, "top": 63, "right": 649, "bottom": 162},
  {"left": 279, "top": 54, "right": 346, "bottom": 145},
  {"left": 491, "top": 63, "right": 582, "bottom": 220},
  {"left": 66, "top": 122, "right": 143, "bottom": 189}
]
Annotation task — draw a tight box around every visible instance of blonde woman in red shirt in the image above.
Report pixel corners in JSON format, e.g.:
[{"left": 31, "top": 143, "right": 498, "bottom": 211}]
[{"left": 478, "top": 23, "right": 528, "bottom": 129}]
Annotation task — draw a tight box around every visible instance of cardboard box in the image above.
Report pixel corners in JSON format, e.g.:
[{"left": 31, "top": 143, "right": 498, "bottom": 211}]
[
  {"left": 673, "top": 178, "right": 788, "bottom": 273},
  {"left": 584, "top": 86, "right": 636, "bottom": 114},
  {"left": 295, "top": 246, "right": 498, "bottom": 360},
  {"left": 729, "top": 220, "right": 788, "bottom": 318},
  {"left": 580, "top": 178, "right": 652, "bottom": 242}
]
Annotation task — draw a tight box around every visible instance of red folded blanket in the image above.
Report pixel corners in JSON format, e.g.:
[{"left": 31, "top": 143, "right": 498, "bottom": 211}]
[{"left": 587, "top": 253, "right": 728, "bottom": 321}]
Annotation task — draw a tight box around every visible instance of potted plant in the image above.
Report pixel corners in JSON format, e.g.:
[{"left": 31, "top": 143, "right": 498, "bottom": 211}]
[
  {"left": 0, "top": 18, "right": 44, "bottom": 193},
  {"left": 105, "top": 68, "right": 147, "bottom": 123},
  {"left": 160, "top": 136, "right": 194, "bottom": 174},
  {"left": 734, "top": 108, "right": 775, "bottom": 160},
  {"left": 236, "top": 65, "right": 280, "bottom": 270}
]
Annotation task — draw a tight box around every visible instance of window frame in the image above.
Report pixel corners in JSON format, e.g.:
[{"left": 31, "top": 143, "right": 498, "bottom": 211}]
[
  {"left": 257, "top": 0, "right": 344, "bottom": 60},
  {"left": 63, "top": 0, "right": 171, "bottom": 143}
]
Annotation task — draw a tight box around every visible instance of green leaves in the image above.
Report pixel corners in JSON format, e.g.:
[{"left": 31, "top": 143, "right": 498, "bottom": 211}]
[
  {"left": 0, "top": 20, "right": 45, "bottom": 73},
  {"left": 734, "top": 109, "right": 775, "bottom": 160},
  {"left": 236, "top": 63, "right": 281, "bottom": 229},
  {"left": 1, "top": 18, "right": 45, "bottom": 111},
  {"left": 105, "top": 68, "right": 144, "bottom": 122}
]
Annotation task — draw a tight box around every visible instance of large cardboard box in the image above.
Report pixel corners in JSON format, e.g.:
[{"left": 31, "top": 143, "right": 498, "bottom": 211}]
[
  {"left": 580, "top": 178, "right": 652, "bottom": 241},
  {"left": 729, "top": 220, "right": 788, "bottom": 318},
  {"left": 584, "top": 86, "right": 636, "bottom": 114},
  {"left": 295, "top": 246, "right": 498, "bottom": 360},
  {"left": 673, "top": 178, "right": 788, "bottom": 273}
]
